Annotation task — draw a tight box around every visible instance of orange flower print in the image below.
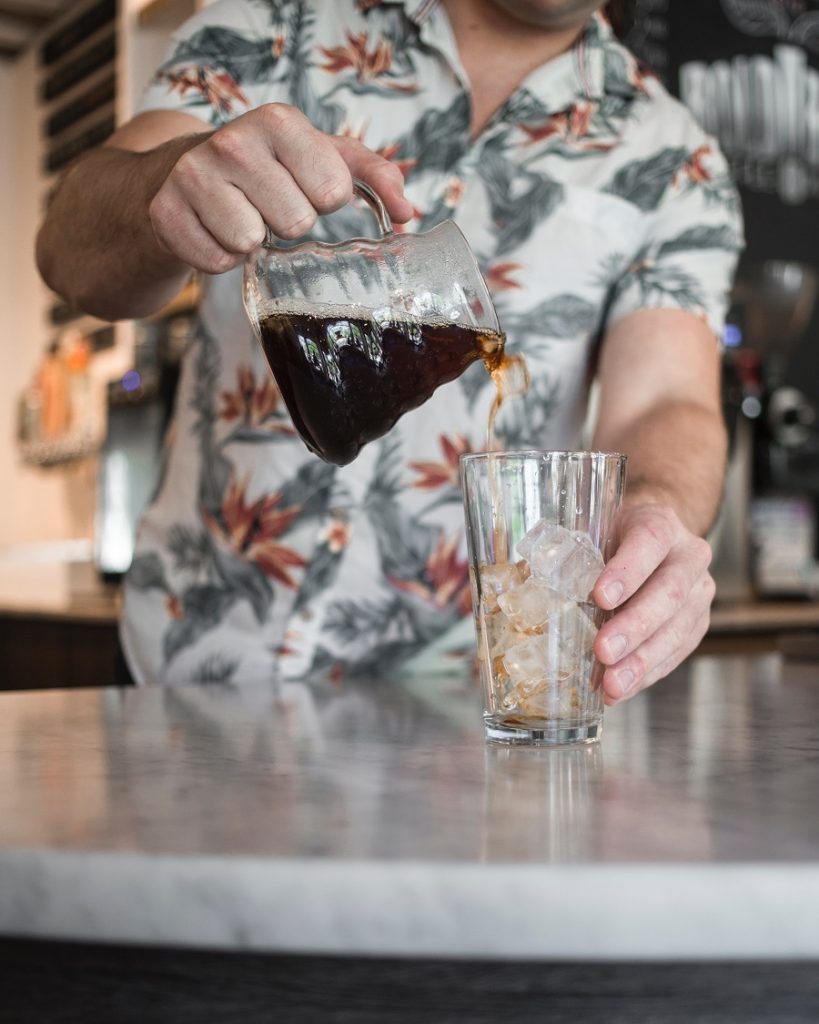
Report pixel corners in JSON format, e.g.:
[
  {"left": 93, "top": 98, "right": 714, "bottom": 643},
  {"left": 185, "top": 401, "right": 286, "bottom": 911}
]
[
  {"left": 319, "top": 517, "right": 352, "bottom": 553},
  {"left": 389, "top": 532, "right": 472, "bottom": 615},
  {"left": 674, "top": 144, "right": 713, "bottom": 188},
  {"left": 629, "top": 60, "right": 652, "bottom": 96},
  {"left": 443, "top": 176, "right": 465, "bottom": 208},
  {"left": 376, "top": 141, "right": 416, "bottom": 179},
  {"left": 409, "top": 434, "right": 471, "bottom": 491},
  {"left": 271, "top": 33, "right": 286, "bottom": 59},
  {"left": 485, "top": 262, "right": 524, "bottom": 293},
  {"left": 204, "top": 475, "right": 307, "bottom": 588},
  {"left": 319, "top": 31, "right": 417, "bottom": 92},
  {"left": 158, "top": 66, "right": 248, "bottom": 116},
  {"left": 219, "top": 365, "right": 294, "bottom": 434},
  {"left": 336, "top": 124, "right": 416, "bottom": 178},
  {"left": 569, "top": 102, "right": 595, "bottom": 137},
  {"left": 520, "top": 111, "right": 569, "bottom": 146},
  {"left": 320, "top": 31, "right": 391, "bottom": 79},
  {"left": 520, "top": 102, "right": 613, "bottom": 153}
]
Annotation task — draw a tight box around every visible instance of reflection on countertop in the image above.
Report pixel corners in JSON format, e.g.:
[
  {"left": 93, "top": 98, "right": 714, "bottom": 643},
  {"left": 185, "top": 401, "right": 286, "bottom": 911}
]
[{"left": 0, "top": 653, "right": 818, "bottom": 959}]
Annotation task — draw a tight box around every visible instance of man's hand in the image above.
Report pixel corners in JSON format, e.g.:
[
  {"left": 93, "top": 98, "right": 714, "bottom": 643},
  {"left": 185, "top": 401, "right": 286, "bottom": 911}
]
[
  {"left": 148, "top": 103, "right": 414, "bottom": 275},
  {"left": 592, "top": 502, "right": 715, "bottom": 704}
]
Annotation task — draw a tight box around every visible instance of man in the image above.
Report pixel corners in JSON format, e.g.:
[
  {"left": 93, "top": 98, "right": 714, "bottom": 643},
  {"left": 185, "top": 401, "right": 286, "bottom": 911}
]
[{"left": 37, "top": 0, "right": 742, "bottom": 693}]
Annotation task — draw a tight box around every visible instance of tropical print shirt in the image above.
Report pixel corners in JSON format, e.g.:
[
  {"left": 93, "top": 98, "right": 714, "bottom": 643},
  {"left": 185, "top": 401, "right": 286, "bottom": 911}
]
[{"left": 121, "top": 0, "right": 743, "bottom": 685}]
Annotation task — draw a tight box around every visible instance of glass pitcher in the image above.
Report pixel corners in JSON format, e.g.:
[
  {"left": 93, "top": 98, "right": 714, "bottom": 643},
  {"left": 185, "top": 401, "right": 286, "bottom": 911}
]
[{"left": 243, "top": 181, "right": 508, "bottom": 467}]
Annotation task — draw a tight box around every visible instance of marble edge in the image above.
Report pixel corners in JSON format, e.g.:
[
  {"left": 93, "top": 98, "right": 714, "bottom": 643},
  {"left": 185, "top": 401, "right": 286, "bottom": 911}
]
[{"left": 2, "top": 849, "right": 819, "bottom": 959}]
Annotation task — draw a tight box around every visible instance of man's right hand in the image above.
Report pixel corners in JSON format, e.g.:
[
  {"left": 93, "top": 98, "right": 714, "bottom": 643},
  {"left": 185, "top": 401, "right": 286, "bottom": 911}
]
[{"left": 147, "top": 103, "right": 414, "bottom": 275}]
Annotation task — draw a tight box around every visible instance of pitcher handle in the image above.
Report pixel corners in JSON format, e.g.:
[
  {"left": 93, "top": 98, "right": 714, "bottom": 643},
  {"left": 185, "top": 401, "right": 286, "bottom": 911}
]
[{"left": 352, "top": 178, "right": 393, "bottom": 237}]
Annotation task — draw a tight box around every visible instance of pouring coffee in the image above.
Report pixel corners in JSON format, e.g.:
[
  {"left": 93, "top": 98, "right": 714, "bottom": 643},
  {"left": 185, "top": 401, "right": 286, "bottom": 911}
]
[{"left": 243, "top": 180, "right": 527, "bottom": 466}]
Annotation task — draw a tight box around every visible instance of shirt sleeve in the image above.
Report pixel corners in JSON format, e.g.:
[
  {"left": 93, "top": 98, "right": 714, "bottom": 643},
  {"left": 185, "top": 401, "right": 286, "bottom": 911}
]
[
  {"left": 604, "top": 125, "right": 745, "bottom": 340},
  {"left": 137, "top": 0, "right": 284, "bottom": 128}
]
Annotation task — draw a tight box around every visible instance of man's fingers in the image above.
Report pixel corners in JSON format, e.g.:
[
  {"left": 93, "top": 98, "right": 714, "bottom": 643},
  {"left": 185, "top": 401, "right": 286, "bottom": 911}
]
[
  {"left": 595, "top": 554, "right": 712, "bottom": 666},
  {"left": 602, "top": 590, "right": 712, "bottom": 703},
  {"left": 594, "top": 508, "right": 706, "bottom": 611},
  {"left": 332, "top": 135, "right": 414, "bottom": 223},
  {"left": 258, "top": 106, "right": 356, "bottom": 214},
  {"left": 149, "top": 187, "right": 243, "bottom": 274},
  {"left": 183, "top": 178, "right": 267, "bottom": 255}
]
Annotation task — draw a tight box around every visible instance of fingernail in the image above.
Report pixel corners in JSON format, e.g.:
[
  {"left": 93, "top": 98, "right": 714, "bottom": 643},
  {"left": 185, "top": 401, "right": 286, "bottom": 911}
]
[
  {"left": 605, "top": 634, "right": 628, "bottom": 661},
  {"left": 602, "top": 581, "right": 624, "bottom": 607},
  {"left": 615, "top": 668, "right": 635, "bottom": 695}
]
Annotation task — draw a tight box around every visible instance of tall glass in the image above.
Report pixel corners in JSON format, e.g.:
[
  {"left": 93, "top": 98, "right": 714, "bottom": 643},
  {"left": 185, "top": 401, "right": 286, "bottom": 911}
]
[{"left": 460, "top": 451, "right": 626, "bottom": 746}]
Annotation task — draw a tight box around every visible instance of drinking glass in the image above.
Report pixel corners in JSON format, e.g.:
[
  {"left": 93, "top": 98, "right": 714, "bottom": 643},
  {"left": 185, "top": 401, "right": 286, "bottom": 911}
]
[{"left": 460, "top": 451, "right": 626, "bottom": 745}]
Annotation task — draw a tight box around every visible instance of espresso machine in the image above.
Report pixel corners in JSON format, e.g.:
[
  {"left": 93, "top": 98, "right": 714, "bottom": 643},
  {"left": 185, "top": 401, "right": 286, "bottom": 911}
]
[{"left": 711, "top": 261, "right": 819, "bottom": 601}]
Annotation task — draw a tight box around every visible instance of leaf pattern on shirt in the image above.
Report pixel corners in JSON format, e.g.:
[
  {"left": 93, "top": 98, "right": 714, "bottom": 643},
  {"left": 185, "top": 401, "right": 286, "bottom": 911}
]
[
  {"left": 279, "top": 0, "right": 343, "bottom": 133},
  {"left": 507, "top": 293, "right": 600, "bottom": 339},
  {"left": 164, "top": 585, "right": 237, "bottom": 663},
  {"left": 603, "top": 146, "right": 689, "bottom": 210},
  {"left": 160, "top": 27, "right": 281, "bottom": 86},
  {"left": 478, "top": 134, "right": 564, "bottom": 254},
  {"left": 392, "top": 93, "right": 471, "bottom": 177}
]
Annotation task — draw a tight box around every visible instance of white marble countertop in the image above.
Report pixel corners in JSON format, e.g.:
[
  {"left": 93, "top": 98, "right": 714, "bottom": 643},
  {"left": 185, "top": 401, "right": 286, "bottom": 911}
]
[{"left": 1, "top": 653, "right": 819, "bottom": 960}]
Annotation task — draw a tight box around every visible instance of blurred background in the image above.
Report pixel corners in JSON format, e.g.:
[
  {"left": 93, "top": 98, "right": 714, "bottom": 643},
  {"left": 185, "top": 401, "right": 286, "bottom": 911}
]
[{"left": 0, "top": 0, "right": 817, "bottom": 685}]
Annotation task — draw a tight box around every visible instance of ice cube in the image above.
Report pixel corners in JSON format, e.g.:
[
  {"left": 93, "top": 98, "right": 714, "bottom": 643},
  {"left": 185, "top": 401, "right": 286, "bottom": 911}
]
[
  {"left": 479, "top": 561, "right": 526, "bottom": 613},
  {"left": 497, "top": 576, "right": 567, "bottom": 633},
  {"left": 501, "top": 676, "right": 549, "bottom": 712},
  {"left": 484, "top": 609, "right": 519, "bottom": 658},
  {"left": 516, "top": 520, "right": 604, "bottom": 601},
  {"left": 503, "top": 633, "right": 561, "bottom": 686},
  {"left": 570, "top": 601, "right": 601, "bottom": 654}
]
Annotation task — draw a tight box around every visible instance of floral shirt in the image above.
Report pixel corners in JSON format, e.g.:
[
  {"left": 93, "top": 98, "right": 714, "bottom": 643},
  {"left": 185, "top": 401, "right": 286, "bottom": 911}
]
[{"left": 121, "top": 0, "right": 743, "bottom": 685}]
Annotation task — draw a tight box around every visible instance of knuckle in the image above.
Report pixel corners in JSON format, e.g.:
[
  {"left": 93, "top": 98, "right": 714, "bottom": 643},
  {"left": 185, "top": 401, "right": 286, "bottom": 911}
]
[
  {"left": 311, "top": 175, "right": 352, "bottom": 213},
  {"left": 631, "top": 610, "right": 652, "bottom": 642},
  {"left": 172, "top": 150, "right": 203, "bottom": 185},
  {"left": 235, "top": 222, "right": 266, "bottom": 253},
  {"left": 630, "top": 648, "right": 648, "bottom": 680},
  {"left": 703, "top": 572, "right": 716, "bottom": 603},
  {"left": 209, "top": 127, "right": 247, "bottom": 166},
  {"left": 664, "top": 576, "right": 687, "bottom": 609},
  {"left": 276, "top": 208, "right": 317, "bottom": 239},
  {"left": 261, "top": 102, "right": 307, "bottom": 144},
  {"left": 149, "top": 194, "right": 186, "bottom": 243},
  {"left": 665, "top": 620, "right": 685, "bottom": 654}
]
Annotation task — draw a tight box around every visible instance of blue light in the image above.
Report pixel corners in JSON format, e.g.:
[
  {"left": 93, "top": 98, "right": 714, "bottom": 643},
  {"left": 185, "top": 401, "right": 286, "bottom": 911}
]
[
  {"left": 122, "top": 370, "right": 141, "bottom": 392},
  {"left": 722, "top": 323, "right": 742, "bottom": 348}
]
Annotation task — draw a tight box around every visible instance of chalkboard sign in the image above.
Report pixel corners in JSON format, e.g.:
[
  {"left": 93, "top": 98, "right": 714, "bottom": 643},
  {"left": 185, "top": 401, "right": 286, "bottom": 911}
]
[{"left": 627, "top": 0, "right": 819, "bottom": 265}]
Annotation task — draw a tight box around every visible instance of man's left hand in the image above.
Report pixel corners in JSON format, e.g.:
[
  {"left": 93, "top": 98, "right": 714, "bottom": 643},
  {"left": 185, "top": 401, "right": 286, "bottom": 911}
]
[{"left": 592, "top": 502, "right": 715, "bottom": 704}]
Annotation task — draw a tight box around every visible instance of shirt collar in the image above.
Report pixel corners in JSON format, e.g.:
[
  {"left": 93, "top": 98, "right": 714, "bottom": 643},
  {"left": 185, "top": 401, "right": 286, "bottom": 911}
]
[
  {"left": 362, "top": 0, "right": 441, "bottom": 25},
  {"left": 513, "top": 12, "right": 643, "bottom": 118}
]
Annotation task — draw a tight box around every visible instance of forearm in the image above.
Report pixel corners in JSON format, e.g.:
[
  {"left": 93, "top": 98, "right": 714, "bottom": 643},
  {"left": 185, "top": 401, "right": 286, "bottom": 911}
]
[
  {"left": 36, "top": 135, "right": 206, "bottom": 320},
  {"left": 592, "top": 399, "right": 728, "bottom": 537}
]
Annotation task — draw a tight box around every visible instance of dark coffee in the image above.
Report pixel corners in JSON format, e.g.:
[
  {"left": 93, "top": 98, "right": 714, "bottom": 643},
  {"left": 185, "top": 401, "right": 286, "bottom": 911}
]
[{"left": 259, "top": 309, "right": 513, "bottom": 466}]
